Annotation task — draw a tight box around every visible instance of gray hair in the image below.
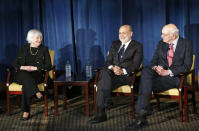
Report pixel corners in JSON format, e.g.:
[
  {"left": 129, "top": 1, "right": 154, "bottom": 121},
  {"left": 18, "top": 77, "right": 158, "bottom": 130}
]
[
  {"left": 170, "top": 27, "right": 179, "bottom": 36},
  {"left": 164, "top": 24, "right": 179, "bottom": 36},
  {"left": 26, "top": 29, "right": 43, "bottom": 43}
]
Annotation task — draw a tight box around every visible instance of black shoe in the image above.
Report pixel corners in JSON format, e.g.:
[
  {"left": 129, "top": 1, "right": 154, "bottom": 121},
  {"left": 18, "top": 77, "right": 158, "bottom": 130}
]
[
  {"left": 88, "top": 114, "right": 107, "bottom": 124},
  {"left": 137, "top": 108, "right": 152, "bottom": 117},
  {"left": 126, "top": 119, "right": 148, "bottom": 130},
  {"left": 39, "top": 95, "right": 44, "bottom": 100},
  {"left": 21, "top": 114, "right": 31, "bottom": 121},
  {"left": 35, "top": 95, "right": 44, "bottom": 102}
]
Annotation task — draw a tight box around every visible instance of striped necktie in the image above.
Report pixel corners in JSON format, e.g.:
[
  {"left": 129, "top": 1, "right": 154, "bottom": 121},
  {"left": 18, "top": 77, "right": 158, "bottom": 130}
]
[
  {"left": 118, "top": 44, "right": 125, "bottom": 62},
  {"left": 167, "top": 43, "right": 174, "bottom": 67}
]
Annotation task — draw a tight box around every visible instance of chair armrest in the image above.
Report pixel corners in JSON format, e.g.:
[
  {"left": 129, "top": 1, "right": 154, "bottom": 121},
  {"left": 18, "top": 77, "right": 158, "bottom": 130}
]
[
  {"left": 180, "top": 69, "right": 195, "bottom": 86},
  {"left": 178, "top": 69, "right": 195, "bottom": 90},
  {"left": 43, "top": 65, "right": 56, "bottom": 82},
  {"left": 179, "top": 69, "right": 195, "bottom": 77},
  {"left": 50, "top": 65, "right": 56, "bottom": 80},
  {"left": 43, "top": 65, "right": 56, "bottom": 89},
  {"left": 94, "top": 68, "right": 101, "bottom": 87},
  {"left": 129, "top": 66, "right": 143, "bottom": 75},
  {"left": 43, "top": 71, "right": 49, "bottom": 85},
  {"left": 6, "top": 66, "right": 15, "bottom": 87},
  {"left": 6, "top": 66, "right": 15, "bottom": 72},
  {"left": 44, "top": 65, "right": 55, "bottom": 72}
]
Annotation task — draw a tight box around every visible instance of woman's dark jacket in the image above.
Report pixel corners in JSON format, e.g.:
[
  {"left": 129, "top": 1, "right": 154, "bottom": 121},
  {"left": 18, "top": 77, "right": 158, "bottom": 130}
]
[{"left": 13, "top": 44, "right": 52, "bottom": 72}]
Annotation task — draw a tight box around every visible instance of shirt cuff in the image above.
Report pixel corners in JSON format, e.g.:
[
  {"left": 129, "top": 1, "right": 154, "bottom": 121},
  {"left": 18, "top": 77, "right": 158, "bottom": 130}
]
[
  {"left": 108, "top": 65, "right": 113, "bottom": 70},
  {"left": 152, "top": 66, "right": 157, "bottom": 70},
  {"left": 168, "top": 69, "right": 174, "bottom": 77},
  {"left": 122, "top": 68, "right": 127, "bottom": 75}
]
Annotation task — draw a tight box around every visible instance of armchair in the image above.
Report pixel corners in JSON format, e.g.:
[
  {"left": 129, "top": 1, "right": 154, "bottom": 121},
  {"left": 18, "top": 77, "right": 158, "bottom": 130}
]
[
  {"left": 152, "top": 55, "right": 195, "bottom": 122},
  {"left": 93, "top": 65, "right": 142, "bottom": 119},
  {"left": 6, "top": 49, "right": 55, "bottom": 116}
]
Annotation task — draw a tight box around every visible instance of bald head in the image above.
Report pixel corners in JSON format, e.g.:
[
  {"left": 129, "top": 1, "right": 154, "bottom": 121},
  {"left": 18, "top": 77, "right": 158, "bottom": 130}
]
[
  {"left": 120, "top": 25, "right": 133, "bottom": 32},
  {"left": 161, "top": 24, "right": 179, "bottom": 43},
  {"left": 119, "top": 25, "right": 133, "bottom": 43},
  {"left": 162, "top": 24, "right": 179, "bottom": 36}
]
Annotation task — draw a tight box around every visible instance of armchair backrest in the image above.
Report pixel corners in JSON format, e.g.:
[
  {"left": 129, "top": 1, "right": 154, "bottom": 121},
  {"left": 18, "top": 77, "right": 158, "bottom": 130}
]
[
  {"left": 48, "top": 49, "right": 55, "bottom": 79},
  {"left": 187, "top": 55, "right": 195, "bottom": 85},
  {"left": 136, "top": 63, "right": 142, "bottom": 77}
]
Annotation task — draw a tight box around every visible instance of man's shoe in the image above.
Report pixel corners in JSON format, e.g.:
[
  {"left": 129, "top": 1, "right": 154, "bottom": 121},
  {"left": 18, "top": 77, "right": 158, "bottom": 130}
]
[
  {"left": 126, "top": 119, "right": 147, "bottom": 130},
  {"left": 88, "top": 114, "right": 107, "bottom": 124}
]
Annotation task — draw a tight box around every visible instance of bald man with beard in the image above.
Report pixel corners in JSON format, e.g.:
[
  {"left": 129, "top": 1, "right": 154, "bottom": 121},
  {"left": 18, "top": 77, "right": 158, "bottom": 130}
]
[{"left": 88, "top": 25, "right": 143, "bottom": 124}]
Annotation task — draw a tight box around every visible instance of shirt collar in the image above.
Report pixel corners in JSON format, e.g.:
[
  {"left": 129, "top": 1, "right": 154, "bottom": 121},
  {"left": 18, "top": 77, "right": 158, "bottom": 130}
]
[
  {"left": 170, "top": 36, "right": 179, "bottom": 46},
  {"left": 122, "top": 39, "right": 131, "bottom": 48}
]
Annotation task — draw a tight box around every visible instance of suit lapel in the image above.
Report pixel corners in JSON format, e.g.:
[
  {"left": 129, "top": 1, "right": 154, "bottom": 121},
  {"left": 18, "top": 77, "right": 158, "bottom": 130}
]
[
  {"left": 114, "top": 42, "right": 121, "bottom": 62},
  {"left": 120, "top": 40, "right": 134, "bottom": 61},
  {"left": 163, "top": 42, "right": 169, "bottom": 61},
  {"left": 172, "top": 37, "right": 183, "bottom": 63},
  {"left": 115, "top": 42, "right": 122, "bottom": 52}
]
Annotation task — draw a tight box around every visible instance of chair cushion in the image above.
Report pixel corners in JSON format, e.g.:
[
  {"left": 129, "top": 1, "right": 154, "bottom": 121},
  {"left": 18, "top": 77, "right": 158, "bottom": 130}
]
[
  {"left": 9, "top": 82, "right": 45, "bottom": 91},
  {"left": 154, "top": 88, "right": 179, "bottom": 96},
  {"left": 112, "top": 85, "right": 131, "bottom": 93},
  {"left": 95, "top": 85, "right": 131, "bottom": 93}
]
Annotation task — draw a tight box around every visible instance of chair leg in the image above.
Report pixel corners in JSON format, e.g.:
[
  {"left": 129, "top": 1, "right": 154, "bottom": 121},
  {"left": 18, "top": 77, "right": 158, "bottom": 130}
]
[
  {"left": 6, "top": 91, "right": 10, "bottom": 116},
  {"left": 44, "top": 92, "right": 48, "bottom": 117},
  {"left": 17, "top": 96, "right": 21, "bottom": 108},
  {"left": 63, "top": 87, "right": 67, "bottom": 110},
  {"left": 155, "top": 95, "right": 160, "bottom": 110},
  {"left": 184, "top": 88, "right": 189, "bottom": 122},
  {"left": 94, "top": 87, "right": 97, "bottom": 115},
  {"left": 179, "top": 92, "right": 183, "bottom": 122},
  {"left": 131, "top": 88, "right": 135, "bottom": 119}
]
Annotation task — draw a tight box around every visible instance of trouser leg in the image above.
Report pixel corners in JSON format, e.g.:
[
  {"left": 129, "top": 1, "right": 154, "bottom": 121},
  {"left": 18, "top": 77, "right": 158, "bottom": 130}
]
[
  {"left": 96, "top": 68, "right": 112, "bottom": 115},
  {"left": 135, "top": 67, "right": 156, "bottom": 115},
  {"left": 96, "top": 68, "right": 131, "bottom": 115},
  {"left": 135, "top": 67, "right": 179, "bottom": 116},
  {"left": 14, "top": 71, "right": 41, "bottom": 112}
]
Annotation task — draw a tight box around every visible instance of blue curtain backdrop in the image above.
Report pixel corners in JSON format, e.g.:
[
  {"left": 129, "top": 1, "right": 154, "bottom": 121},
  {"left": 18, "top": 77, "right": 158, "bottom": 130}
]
[{"left": 0, "top": 0, "right": 199, "bottom": 81}]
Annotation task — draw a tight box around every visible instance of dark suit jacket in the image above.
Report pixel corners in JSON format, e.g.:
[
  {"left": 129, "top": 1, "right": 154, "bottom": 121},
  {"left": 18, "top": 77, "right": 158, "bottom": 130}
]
[
  {"left": 149, "top": 37, "right": 193, "bottom": 76},
  {"left": 13, "top": 44, "right": 52, "bottom": 72},
  {"left": 104, "top": 40, "right": 143, "bottom": 74}
]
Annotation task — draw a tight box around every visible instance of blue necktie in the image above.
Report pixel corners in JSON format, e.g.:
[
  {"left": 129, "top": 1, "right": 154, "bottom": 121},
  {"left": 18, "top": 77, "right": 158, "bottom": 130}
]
[{"left": 118, "top": 44, "right": 125, "bottom": 62}]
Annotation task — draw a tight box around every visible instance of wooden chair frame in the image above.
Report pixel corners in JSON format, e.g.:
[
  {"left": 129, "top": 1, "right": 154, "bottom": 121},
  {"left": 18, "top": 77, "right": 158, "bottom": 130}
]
[
  {"left": 152, "top": 55, "right": 195, "bottom": 122},
  {"left": 184, "top": 69, "right": 198, "bottom": 122}
]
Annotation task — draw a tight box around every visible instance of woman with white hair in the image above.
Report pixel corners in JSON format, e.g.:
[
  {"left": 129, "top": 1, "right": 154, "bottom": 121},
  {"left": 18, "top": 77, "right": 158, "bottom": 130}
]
[{"left": 13, "top": 29, "right": 52, "bottom": 120}]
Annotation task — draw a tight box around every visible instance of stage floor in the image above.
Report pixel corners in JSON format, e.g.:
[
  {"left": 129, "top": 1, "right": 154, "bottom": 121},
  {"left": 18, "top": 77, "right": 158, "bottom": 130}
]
[{"left": 0, "top": 94, "right": 199, "bottom": 131}]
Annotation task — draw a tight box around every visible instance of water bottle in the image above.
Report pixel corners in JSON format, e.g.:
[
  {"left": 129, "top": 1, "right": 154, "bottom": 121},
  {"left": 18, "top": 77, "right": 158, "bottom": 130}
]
[
  {"left": 65, "top": 60, "right": 71, "bottom": 77},
  {"left": 86, "top": 60, "right": 92, "bottom": 78}
]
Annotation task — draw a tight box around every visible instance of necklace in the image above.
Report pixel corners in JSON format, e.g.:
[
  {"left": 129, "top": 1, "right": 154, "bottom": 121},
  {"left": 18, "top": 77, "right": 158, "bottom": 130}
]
[{"left": 30, "top": 46, "right": 39, "bottom": 55}]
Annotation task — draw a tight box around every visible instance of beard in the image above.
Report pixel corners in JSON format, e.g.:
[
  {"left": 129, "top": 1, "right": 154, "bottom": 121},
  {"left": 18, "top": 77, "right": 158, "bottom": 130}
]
[{"left": 120, "top": 36, "right": 131, "bottom": 43}]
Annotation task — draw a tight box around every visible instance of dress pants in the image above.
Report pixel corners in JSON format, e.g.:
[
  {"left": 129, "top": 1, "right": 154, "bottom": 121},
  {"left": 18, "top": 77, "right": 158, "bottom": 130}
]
[
  {"left": 14, "top": 71, "right": 43, "bottom": 112},
  {"left": 135, "top": 67, "right": 180, "bottom": 115},
  {"left": 96, "top": 68, "right": 131, "bottom": 115}
]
